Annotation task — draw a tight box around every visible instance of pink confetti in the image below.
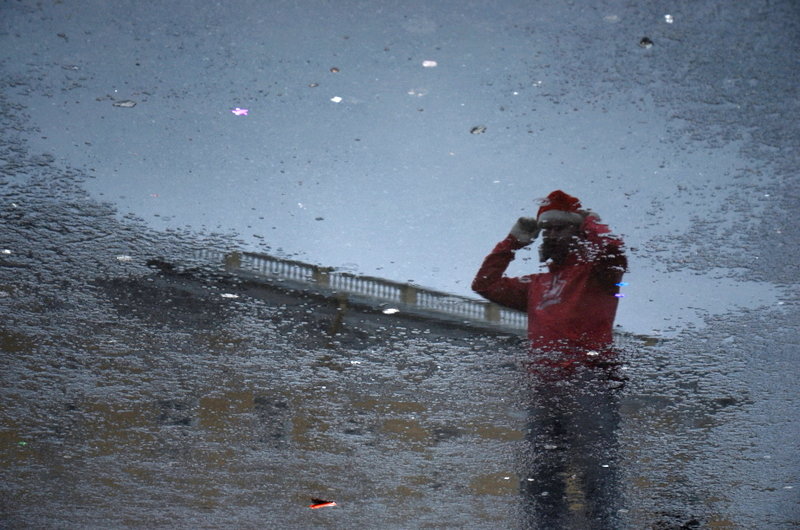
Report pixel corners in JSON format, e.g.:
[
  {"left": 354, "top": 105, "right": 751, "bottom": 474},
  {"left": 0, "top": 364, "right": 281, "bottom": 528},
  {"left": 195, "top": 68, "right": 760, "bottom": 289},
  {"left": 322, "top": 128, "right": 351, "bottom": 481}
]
[{"left": 231, "top": 108, "right": 249, "bottom": 116}]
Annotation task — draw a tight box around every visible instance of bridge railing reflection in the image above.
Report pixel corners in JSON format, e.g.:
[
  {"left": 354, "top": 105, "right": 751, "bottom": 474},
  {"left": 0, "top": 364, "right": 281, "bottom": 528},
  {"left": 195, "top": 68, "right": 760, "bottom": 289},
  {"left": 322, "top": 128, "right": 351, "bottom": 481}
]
[{"left": 194, "top": 249, "right": 528, "bottom": 332}]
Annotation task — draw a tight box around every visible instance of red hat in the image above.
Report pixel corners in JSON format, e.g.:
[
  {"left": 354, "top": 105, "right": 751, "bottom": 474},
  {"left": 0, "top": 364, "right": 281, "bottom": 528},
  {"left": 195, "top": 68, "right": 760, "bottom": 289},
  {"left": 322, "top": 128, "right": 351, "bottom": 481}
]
[{"left": 537, "top": 190, "right": 583, "bottom": 225}]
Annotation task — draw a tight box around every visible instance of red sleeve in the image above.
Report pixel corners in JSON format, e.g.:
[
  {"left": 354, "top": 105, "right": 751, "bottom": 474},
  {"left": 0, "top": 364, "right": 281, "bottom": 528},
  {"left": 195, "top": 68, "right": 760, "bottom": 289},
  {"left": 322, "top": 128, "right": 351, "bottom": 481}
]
[
  {"left": 471, "top": 236, "right": 529, "bottom": 312},
  {"left": 581, "top": 216, "right": 628, "bottom": 285}
]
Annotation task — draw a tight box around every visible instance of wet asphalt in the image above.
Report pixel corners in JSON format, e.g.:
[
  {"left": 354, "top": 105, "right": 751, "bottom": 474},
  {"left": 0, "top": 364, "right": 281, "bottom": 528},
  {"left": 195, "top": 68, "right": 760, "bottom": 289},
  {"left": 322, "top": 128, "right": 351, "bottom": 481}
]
[
  {"left": 1, "top": 113, "right": 798, "bottom": 527},
  {"left": 2, "top": 1, "right": 799, "bottom": 527}
]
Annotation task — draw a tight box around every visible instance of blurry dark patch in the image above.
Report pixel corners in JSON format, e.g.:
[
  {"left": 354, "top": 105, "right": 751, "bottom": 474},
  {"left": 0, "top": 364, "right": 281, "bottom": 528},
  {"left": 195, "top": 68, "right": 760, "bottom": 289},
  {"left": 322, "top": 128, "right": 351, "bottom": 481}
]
[
  {"left": 156, "top": 398, "right": 196, "bottom": 426},
  {"left": 432, "top": 425, "right": 463, "bottom": 443},
  {"left": 342, "top": 424, "right": 366, "bottom": 436},
  {"left": 253, "top": 395, "right": 289, "bottom": 411},
  {"left": 0, "top": 328, "right": 35, "bottom": 353},
  {"left": 339, "top": 412, "right": 377, "bottom": 437},
  {"left": 712, "top": 396, "right": 737, "bottom": 408},
  {"left": 651, "top": 511, "right": 701, "bottom": 529},
  {"left": 253, "top": 395, "right": 292, "bottom": 447}
]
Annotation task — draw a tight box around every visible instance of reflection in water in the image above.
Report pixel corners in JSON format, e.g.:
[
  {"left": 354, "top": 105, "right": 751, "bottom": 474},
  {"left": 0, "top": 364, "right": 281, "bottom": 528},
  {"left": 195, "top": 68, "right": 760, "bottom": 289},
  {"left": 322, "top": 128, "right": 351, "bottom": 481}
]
[{"left": 520, "top": 357, "right": 624, "bottom": 529}]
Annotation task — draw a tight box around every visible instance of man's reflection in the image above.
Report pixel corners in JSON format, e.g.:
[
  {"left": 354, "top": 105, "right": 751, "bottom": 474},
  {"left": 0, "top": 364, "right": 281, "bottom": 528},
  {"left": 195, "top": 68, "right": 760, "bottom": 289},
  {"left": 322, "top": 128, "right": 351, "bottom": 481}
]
[
  {"left": 471, "top": 190, "right": 628, "bottom": 527},
  {"left": 472, "top": 189, "right": 627, "bottom": 352},
  {"left": 520, "top": 357, "right": 624, "bottom": 528}
]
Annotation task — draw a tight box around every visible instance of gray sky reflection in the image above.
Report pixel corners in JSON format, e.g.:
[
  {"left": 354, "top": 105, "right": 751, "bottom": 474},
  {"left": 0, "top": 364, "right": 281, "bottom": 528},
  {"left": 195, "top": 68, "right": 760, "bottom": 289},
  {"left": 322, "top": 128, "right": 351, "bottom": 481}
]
[{"left": 3, "top": 0, "right": 796, "bottom": 337}]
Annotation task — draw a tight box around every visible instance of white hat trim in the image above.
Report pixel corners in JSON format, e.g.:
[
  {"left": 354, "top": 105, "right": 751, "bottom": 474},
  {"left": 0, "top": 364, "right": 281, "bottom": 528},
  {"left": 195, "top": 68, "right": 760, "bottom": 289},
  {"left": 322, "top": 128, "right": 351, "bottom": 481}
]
[{"left": 537, "top": 210, "right": 583, "bottom": 225}]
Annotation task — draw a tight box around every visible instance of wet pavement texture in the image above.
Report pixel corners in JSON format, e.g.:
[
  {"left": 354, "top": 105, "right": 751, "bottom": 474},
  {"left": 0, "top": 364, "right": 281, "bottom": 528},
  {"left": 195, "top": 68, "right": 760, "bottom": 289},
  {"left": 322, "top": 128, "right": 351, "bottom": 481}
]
[
  {"left": 1, "top": 129, "right": 798, "bottom": 527},
  {"left": 2, "top": 0, "right": 800, "bottom": 528}
]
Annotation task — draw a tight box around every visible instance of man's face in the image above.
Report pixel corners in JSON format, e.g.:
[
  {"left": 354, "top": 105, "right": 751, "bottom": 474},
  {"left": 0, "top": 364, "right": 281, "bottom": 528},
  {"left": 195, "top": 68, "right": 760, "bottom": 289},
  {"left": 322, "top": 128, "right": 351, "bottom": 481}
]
[{"left": 539, "top": 220, "right": 581, "bottom": 263}]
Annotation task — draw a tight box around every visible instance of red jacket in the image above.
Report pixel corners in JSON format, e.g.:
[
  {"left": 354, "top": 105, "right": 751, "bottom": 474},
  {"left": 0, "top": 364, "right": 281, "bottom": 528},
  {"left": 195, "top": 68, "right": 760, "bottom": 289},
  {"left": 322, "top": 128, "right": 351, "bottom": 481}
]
[{"left": 472, "top": 216, "right": 627, "bottom": 352}]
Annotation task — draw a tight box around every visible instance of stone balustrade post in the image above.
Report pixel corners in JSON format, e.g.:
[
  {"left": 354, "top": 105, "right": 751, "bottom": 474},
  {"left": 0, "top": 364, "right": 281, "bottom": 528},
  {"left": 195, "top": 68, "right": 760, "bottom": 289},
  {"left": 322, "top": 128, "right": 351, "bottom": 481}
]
[
  {"left": 401, "top": 284, "right": 418, "bottom": 305},
  {"left": 313, "top": 266, "right": 332, "bottom": 287},
  {"left": 485, "top": 302, "right": 501, "bottom": 323},
  {"left": 224, "top": 252, "right": 241, "bottom": 271}
]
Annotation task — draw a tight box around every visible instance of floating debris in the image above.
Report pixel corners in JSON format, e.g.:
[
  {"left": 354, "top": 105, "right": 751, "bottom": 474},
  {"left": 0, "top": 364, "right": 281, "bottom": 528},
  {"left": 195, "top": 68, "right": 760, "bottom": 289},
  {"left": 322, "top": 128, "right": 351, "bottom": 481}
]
[
  {"left": 664, "top": 14, "right": 674, "bottom": 24},
  {"left": 329, "top": 67, "right": 340, "bottom": 73},
  {"left": 309, "top": 498, "right": 336, "bottom": 509},
  {"left": 330, "top": 96, "right": 342, "bottom": 103},
  {"left": 470, "top": 125, "right": 487, "bottom": 134},
  {"left": 382, "top": 308, "right": 400, "bottom": 315},
  {"left": 231, "top": 107, "right": 248, "bottom": 116},
  {"left": 115, "top": 255, "right": 133, "bottom": 262},
  {"left": 112, "top": 100, "right": 137, "bottom": 108},
  {"left": 639, "top": 37, "right": 654, "bottom": 49},
  {"left": 308, "top": 82, "right": 319, "bottom": 88},
  {"left": 220, "top": 293, "right": 239, "bottom": 299},
  {"left": 422, "top": 60, "right": 438, "bottom": 68}
]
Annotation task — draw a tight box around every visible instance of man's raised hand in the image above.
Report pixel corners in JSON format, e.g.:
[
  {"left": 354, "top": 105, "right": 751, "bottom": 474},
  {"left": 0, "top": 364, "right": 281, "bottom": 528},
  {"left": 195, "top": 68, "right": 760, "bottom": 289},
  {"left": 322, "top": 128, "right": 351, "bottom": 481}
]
[{"left": 509, "top": 217, "right": 540, "bottom": 246}]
